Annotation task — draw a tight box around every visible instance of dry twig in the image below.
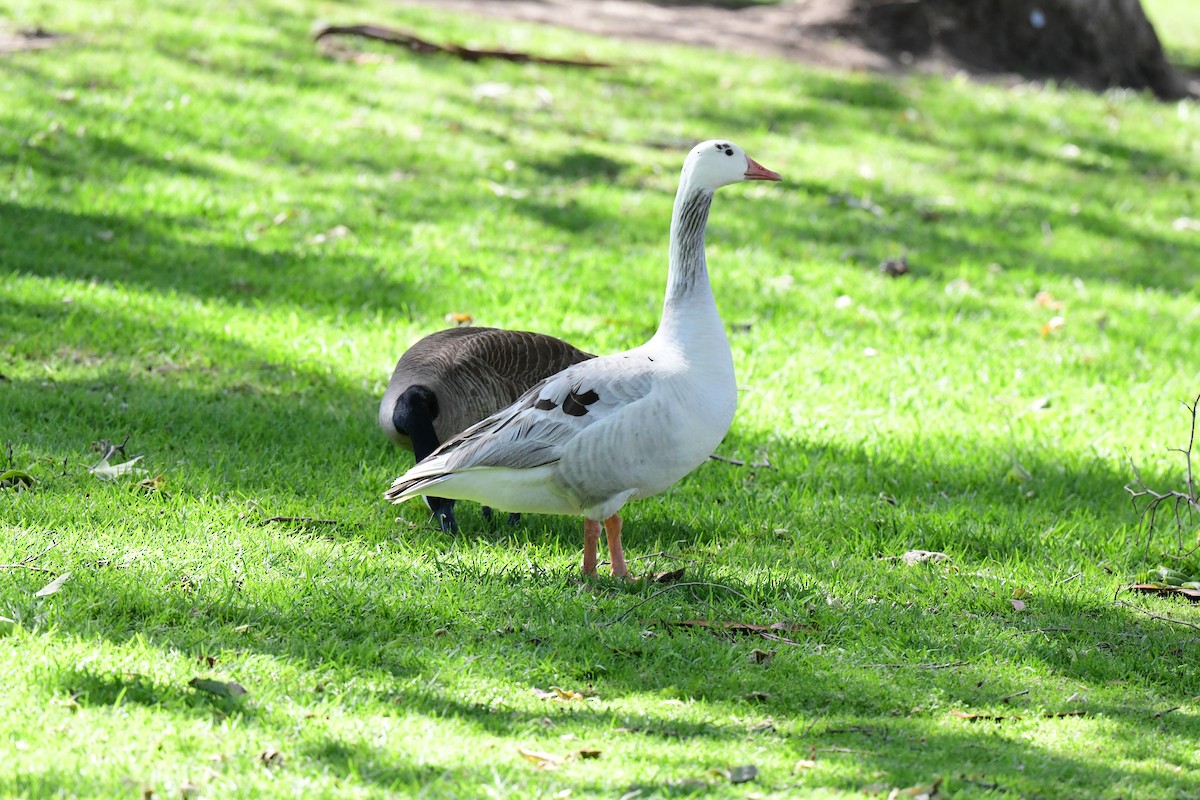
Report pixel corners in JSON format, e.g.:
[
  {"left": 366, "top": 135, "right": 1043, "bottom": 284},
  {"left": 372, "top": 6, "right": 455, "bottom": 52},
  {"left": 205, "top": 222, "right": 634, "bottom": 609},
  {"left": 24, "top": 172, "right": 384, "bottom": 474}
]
[
  {"left": 261, "top": 516, "right": 339, "bottom": 526},
  {"left": 313, "top": 24, "right": 611, "bottom": 67},
  {"left": 709, "top": 453, "right": 773, "bottom": 469},
  {"left": 1124, "top": 393, "right": 1200, "bottom": 557},
  {"left": 0, "top": 540, "right": 59, "bottom": 573},
  {"left": 1114, "top": 598, "right": 1200, "bottom": 633}
]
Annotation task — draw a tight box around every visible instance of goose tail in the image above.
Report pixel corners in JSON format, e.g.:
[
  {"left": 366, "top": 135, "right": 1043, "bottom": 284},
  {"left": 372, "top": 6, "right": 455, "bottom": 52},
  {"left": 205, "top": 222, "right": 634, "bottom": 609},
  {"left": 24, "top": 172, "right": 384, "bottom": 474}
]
[{"left": 385, "top": 465, "right": 451, "bottom": 504}]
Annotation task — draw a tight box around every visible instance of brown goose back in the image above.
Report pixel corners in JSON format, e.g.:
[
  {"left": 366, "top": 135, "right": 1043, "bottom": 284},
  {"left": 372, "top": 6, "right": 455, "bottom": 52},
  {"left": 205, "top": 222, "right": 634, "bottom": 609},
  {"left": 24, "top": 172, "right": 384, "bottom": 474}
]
[{"left": 379, "top": 327, "right": 595, "bottom": 449}]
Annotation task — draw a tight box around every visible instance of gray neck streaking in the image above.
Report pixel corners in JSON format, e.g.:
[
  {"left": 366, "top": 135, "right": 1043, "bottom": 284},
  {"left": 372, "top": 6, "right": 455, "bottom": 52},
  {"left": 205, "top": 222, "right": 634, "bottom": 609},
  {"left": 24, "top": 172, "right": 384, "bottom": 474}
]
[{"left": 663, "top": 188, "right": 714, "bottom": 308}]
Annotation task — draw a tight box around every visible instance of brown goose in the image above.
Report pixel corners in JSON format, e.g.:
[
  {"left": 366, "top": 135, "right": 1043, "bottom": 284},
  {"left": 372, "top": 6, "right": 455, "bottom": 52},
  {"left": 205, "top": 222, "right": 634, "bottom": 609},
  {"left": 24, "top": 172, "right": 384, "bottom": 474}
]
[{"left": 379, "top": 326, "right": 594, "bottom": 532}]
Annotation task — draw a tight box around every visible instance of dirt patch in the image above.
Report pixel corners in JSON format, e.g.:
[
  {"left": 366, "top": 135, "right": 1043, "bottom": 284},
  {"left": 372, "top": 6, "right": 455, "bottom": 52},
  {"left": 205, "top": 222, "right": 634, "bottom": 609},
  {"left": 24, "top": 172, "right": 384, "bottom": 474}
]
[
  {"left": 393, "top": 0, "right": 900, "bottom": 75},
  {"left": 0, "top": 26, "right": 62, "bottom": 55},
  {"left": 390, "top": 0, "right": 1196, "bottom": 97}
]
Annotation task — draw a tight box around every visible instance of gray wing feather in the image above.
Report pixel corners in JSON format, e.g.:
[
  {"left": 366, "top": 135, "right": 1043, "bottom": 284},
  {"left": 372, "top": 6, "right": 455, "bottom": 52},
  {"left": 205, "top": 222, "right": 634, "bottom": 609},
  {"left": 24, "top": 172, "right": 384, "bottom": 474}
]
[{"left": 427, "top": 355, "right": 658, "bottom": 473}]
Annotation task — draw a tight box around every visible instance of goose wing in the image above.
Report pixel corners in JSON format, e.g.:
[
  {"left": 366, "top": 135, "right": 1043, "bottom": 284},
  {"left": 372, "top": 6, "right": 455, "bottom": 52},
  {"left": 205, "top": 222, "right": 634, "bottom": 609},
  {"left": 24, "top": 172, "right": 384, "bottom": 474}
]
[{"left": 385, "top": 355, "right": 657, "bottom": 500}]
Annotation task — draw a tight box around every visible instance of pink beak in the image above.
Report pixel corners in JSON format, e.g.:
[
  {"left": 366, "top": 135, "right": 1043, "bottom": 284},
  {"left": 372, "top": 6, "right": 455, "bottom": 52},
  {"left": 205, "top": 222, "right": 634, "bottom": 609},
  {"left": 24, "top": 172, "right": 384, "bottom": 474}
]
[{"left": 744, "top": 156, "right": 782, "bottom": 182}]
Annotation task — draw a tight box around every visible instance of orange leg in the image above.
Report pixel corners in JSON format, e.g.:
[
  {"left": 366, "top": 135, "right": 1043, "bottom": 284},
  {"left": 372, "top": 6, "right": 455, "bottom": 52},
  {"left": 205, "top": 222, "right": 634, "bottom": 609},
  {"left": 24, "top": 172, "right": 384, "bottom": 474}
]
[
  {"left": 582, "top": 518, "right": 601, "bottom": 576},
  {"left": 604, "top": 514, "right": 628, "bottom": 579}
]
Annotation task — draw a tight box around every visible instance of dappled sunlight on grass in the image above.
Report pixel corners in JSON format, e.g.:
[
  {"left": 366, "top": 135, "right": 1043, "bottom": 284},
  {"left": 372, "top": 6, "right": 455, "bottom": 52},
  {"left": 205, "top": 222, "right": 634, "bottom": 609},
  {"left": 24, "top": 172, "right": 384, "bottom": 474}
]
[{"left": 2, "top": 0, "right": 1200, "bottom": 795}]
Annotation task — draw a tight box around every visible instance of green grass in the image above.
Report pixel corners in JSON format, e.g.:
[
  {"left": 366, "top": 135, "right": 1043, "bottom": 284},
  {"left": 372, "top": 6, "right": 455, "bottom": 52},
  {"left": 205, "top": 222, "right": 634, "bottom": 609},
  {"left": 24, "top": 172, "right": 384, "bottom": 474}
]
[{"left": 2, "top": 0, "right": 1200, "bottom": 797}]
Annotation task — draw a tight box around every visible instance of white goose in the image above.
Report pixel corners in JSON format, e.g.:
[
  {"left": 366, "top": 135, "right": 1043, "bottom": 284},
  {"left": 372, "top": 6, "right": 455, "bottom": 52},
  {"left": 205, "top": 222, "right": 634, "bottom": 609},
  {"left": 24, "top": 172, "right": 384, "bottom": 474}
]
[{"left": 386, "top": 140, "right": 781, "bottom": 577}]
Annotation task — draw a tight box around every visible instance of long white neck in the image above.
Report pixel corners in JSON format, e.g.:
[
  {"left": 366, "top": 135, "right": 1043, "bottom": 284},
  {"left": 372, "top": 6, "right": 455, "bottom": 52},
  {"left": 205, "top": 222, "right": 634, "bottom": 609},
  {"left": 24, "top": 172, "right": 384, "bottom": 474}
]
[{"left": 653, "top": 183, "right": 723, "bottom": 347}]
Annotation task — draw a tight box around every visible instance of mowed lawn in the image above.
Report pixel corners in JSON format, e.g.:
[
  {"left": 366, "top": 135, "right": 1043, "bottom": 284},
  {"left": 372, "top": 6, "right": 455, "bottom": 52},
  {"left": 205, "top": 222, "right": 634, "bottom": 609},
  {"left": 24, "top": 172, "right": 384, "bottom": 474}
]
[{"left": 2, "top": 0, "right": 1199, "bottom": 797}]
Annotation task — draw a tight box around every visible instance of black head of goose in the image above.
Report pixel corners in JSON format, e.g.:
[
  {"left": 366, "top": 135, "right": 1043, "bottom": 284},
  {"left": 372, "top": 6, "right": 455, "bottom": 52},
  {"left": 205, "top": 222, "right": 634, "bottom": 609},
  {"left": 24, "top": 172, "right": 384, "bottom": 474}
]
[
  {"left": 386, "top": 140, "right": 781, "bottom": 577},
  {"left": 380, "top": 326, "right": 594, "bottom": 532}
]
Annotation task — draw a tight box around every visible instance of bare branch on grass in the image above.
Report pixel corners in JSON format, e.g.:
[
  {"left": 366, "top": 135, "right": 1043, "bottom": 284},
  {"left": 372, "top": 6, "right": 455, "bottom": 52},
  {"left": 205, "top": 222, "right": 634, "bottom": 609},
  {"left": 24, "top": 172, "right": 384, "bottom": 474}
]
[
  {"left": 1124, "top": 393, "right": 1200, "bottom": 557},
  {"left": 0, "top": 539, "right": 59, "bottom": 573},
  {"left": 709, "top": 453, "right": 773, "bottom": 469},
  {"left": 1114, "top": 598, "right": 1200, "bottom": 633},
  {"left": 312, "top": 24, "right": 611, "bottom": 68},
  {"left": 866, "top": 660, "right": 969, "bottom": 669}
]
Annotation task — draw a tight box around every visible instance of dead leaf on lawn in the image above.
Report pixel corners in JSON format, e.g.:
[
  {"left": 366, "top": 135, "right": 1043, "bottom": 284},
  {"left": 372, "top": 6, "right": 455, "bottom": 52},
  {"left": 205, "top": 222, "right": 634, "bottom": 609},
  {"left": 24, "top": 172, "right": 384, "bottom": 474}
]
[
  {"left": 795, "top": 758, "right": 817, "bottom": 771},
  {"left": 710, "top": 764, "right": 757, "bottom": 784},
  {"left": 1034, "top": 290, "right": 1063, "bottom": 311},
  {"left": 888, "top": 775, "right": 942, "bottom": 800},
  {"left": 1010, "top": 599, "right": 1026, "bottom": 611},
  {"left": 1128, "top": 584, "right": 1200, "bottom": 602},
  {"left": 650, "top": 567, "right": 686, "bottom": 583},
  {"left": 89, "top": 454, "right": 147, "bottom": 481},
  {"left": 1040, "top": 315, "right": 1066, "bottom": 337},
  {"left": 896, "top": 550, "right": 949, "bottom": 566},
  {"left": 748, "top": 648, "right": 776, "bottom": 665},
  {"left": 259, "top": 747, "right": 284, "bottom": 768},
  {"left": 135, "top": 475, "right": 165, "bottom": 494},
  {"left": 531, "top": 686, "right": 593, "bottom": 702},
  {"left": 575, "top": 747, "right": 602, "bottom": 759},
  {"left": 517, "top": 745, "right": 563, "bottom": 770},
  {"left": 188, "top": 677, "right": 248, "bottom": 699},
  {"left": 879, "top": 255, "right": 910, "bottom": 277},
  {"left": 444, "top": 312, "right": 473, "bottom": 326},
  {"left": 34, "top": 571, "right": 71, "bottom": 597},
  {"left": 308, "top": 224, "right": 352, "bottom": 245}
]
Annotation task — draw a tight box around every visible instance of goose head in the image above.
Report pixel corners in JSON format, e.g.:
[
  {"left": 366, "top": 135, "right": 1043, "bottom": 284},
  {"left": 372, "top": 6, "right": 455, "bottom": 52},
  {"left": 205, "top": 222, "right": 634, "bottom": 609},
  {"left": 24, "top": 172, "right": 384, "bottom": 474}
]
[{"left": 683, "top": 139, "right": 782, "bottom": 191}]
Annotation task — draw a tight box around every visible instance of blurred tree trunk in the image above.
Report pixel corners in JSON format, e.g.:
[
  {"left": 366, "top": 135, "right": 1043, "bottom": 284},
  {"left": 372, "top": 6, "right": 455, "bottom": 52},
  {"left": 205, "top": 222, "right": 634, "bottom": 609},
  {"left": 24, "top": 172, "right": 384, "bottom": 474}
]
[{"left": 851, "top": 0, "right": 1192, "bottom": 99}]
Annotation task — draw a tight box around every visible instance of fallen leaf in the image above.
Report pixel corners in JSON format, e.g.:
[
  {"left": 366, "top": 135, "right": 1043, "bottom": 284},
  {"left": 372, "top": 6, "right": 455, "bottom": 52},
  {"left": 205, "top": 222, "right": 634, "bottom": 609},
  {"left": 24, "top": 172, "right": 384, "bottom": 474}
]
[
  {"left": 899, "top": 550, "right": 949, "bottom": 565},
  {"left": 879, "top": 255, "right": 909, "bottom": 277},
  {"left": 188, "top": 678, "right": 248, "bottom": 699},
  {"left": 473, "top": 81, "right": 511, "bottom": 99},
  {"left": 748, "top": 648, "right": 776, "bottom": 665},
  {"left": 1010, "top": 599, "right": 1026, "bottom": 611},
  {"left": 1128, "top": 584, "right": 1200, "bottom": 602},
  {"left": 531, "top": 686, "right": 591, "bottom": 702},
  {"left": 1040, "top": 315, "right": 1066, "bottom": 337},
  {"left": 1172, "top": 217, "right": 1200, "bottom": 232},
  {"left": 0, "top": 469, "right": 35, "bottom": 489},
  {"left": 444, "top": 312, "right": 473, "bottom": 325},
  {"left": 744, "top": 691, "right": 770, "bottom": 702},
  {"left": 89, "top": 455, "right": 147, "bottom": 481},
  {"left": 34, "top": 571, "right": 71, "bottom": 597},
  {"left": 259, "top": 747, "right": 284, "bottom": 768},
  {"left": 135, "top": 475, "right": 165, "bottom": 494},
  {"left": 834, "top": 294, "right": 853, "bottom": 310},
  {"left": 517, "top": 745, "right": 563, "bottom": 769},
  {"left": 575, "top": 747, "right": 601, "bottom": 759},
  {"left": 650, "top": 567, "right": 686, "bottom": 583},
  {"left": 1027, "top": 396, "right": 1052, "bottom": 412},
  {"left": 1035, "top": 290, "right": 1063, "bottom": 311},
  {"left": 795, "top": 758, "right": 817, "bottom": 771},
  {"left": 728, "top": 765, "right": 758, "bottom": 784},
  {"left": 888, "top": 775, "right": 942, "bottom": 799}
]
